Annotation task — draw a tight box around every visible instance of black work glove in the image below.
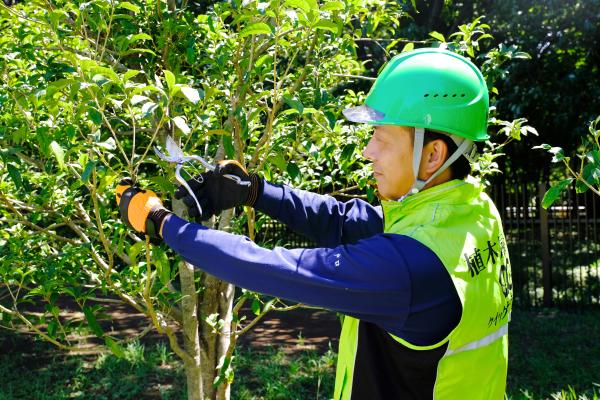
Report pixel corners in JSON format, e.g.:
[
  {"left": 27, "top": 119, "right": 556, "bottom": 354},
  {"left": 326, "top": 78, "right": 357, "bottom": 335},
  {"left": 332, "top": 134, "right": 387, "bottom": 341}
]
[{"left": 173, "top": 160, "right": 261, "bottom": 221}]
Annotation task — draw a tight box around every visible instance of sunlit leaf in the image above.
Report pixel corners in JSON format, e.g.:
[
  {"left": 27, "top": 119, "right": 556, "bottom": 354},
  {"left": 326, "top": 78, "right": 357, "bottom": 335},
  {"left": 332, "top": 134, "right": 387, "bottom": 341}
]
[
  {"left": 285, "top": 0, "right": 310, "bottom": 12},
  {"left": 172, "top": 116, "right": 191, "bottom": 135},
  {"left": 128, "top": 33, "right": 153, "bottom": 44},
  {"left": 239, "top": 22, "right": 273, "bottom": 38},
  {"left": 131, "top": 94, "right": 149, "bottom": 105},
  {"left": 50, "top": 141, "right": 65, "bottom": 169},
  {"left": 164, "top": 70, "right": 176, "bottom": 96},
  {"left": 429, "top": 31, "right": 446, "bottom": 42},
  {"left": 180, "top": 86, "right": 201, "bottom": 104},
  {"left": 542, "top": 178, "right": 573, "bottom": 209},
  {"left": 118, "top": 1, "right": 140, "bottom": 14},
  {"left": 321, "top": 1, "right": 344, "bottom": 11},
  {"left": 314, "top": 19, "right": 338, "bottom": 34}
]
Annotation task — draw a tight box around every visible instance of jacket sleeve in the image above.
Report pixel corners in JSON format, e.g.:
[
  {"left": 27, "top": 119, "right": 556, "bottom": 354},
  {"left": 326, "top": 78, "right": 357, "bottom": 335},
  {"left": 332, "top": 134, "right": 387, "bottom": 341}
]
[
  {"left": 162, "top": 214, "right": 412, "bottom": 334},
  {"left": 253, "top": 180, "right": 384, "bottom": 247}
]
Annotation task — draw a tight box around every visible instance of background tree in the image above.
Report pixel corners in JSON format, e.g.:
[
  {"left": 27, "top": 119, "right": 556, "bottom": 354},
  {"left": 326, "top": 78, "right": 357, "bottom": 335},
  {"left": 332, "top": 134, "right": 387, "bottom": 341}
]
[{"left": 402, "top": 0, "right": 600, "bottom": 182}]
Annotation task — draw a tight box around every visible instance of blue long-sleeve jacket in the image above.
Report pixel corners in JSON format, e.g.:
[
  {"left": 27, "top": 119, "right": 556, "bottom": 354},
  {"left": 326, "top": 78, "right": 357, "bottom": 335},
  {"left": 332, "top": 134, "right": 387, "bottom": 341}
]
[{"left": 162, "top": 181, "right": 461, "bottom": 346}]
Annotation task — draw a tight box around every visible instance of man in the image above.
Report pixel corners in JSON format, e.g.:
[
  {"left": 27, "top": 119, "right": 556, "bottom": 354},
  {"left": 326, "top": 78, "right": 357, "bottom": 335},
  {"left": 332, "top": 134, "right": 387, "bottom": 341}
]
[{"left": 116, "top": 48, "right": 513, "bottom": 399}]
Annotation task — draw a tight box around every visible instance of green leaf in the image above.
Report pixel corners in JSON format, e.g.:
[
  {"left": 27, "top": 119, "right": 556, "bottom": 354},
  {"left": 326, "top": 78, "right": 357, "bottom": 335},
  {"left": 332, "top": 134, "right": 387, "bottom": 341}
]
[
  {"left": 321, "top": 1, "right": 344, "bottom": 11},
  {"left": 285, "top": 0, "right": 310, "bottom": 12},
  {"left": 83, "top": 306, "right": 104, "bottom": 337},
  {"left": 47, "top": 320, "right": 58, "bottom": 338},
  {"left": 287, "top": 162, "right": 300, "bottom": 179},
  {"left": 549, "top": 147, "right": 565, "bottom": 163},
  {"left": 532, "top": 144, "right": 552, "bottom": 151},
  {"left": 586, "top": 150, "right": 600, "bottom": 165},
  {"left": 582, "top": 163, "right": 600, "bottom": 185},
  {"left": 47, "top": 79, "right": 76, "bottom": 98},
  {"left": 128, "top": 241, "right": 145, "bottom": 266},
  {"left": 128, "top": 33, "right": 152, "bottom": 44},
  {"left": 251, "top": 299, "right": 261, "bottom": 315},
  {"left": 402, "top": 42, "right": 415, "bottom": 53},
  {"left": 141, "top": 101, "right": 158, "bottom": 117},
  {"left": 172, "top": 116, "right": 191, "bottom": 135},
  {"left": 97, "top": 138, "right": 117, "bottom": 151},
  {"left": 340, "top": 143, "right": 357, "bottom": 164},
  {"left": 131, "top": 94, "right": 149, "bottom": 105},
  {"left": 7, "top": 164, "right": 22, "bottom": 189},
  {"left": 239, "top": 22, "right": 273, "bottom": 38},
  {"left": 180, "top": 86, "right": 201, "bottom": 104},
  {"left": 105, "top": 337, "right": 126, "bottom": 358},
  {"left": 222, "top": 135, "right": 235, "bottom": 158},
  {"left": 153, "top": 247, "right": 171, "bottom": 286},
  {"left": 283, "top": 94, "right": 304, "bottom": 114},
  {"left": 118, "top": 1, "right": 141, "bottom": 14},
  {"left": 542, "top": 178, "right": 573, "bottom": 209},
  {"left": 314, "top": 19, "right": 338, "bottom": 34},
  {"left": 429, "top": 31, "right": 446, "bottom": 42},
  {"left": 90, "top": 66, "right": 120, "bottom": 84},
  {"left": 81, "top": 161, "right": 96, "bottom": 183},
  {"left": 121, "top": 48, "right": 157, "bottom": 56},
  {"left": 305, "top": 0, "right": 318, "bottom": 10},
  {"left": 50, "top": 141, "right": 65, "bottom": 170},
  {"left": 269, "top": 153, "right": 287, "bottom": 171},
  {"left": 164, "top": 70, "right": 176, "bottom": 96},
  {"left": 88, "top": 107, "right": 103, "bottom": 124},
  {"left": 123, "top": 69, "right": 141, "bottom": 83}
]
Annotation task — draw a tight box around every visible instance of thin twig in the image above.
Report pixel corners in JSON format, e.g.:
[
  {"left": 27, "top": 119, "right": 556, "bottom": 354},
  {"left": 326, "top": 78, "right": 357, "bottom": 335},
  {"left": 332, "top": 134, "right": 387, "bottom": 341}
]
[{"left": 332, "top": 73, "right": 376, "bottom": 81}]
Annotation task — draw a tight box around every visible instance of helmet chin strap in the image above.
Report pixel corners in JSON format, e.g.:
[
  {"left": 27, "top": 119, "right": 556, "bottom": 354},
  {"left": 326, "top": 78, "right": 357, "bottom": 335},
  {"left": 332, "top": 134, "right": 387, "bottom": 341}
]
[{"left": 401, "top": 128, "right": 475, "bottom": 201}]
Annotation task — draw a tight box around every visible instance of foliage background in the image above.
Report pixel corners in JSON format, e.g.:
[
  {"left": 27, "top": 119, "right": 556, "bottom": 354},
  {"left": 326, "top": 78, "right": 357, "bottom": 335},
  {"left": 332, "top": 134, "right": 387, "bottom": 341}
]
[{"left": 1, "top": 0, "right": 599, "bottom": 398}]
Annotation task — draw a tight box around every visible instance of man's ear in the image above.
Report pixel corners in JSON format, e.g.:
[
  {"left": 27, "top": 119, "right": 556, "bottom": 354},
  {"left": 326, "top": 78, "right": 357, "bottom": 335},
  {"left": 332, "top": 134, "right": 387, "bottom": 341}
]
[{"left": 420, "top": 139, "right": 448, "bottom": 178}]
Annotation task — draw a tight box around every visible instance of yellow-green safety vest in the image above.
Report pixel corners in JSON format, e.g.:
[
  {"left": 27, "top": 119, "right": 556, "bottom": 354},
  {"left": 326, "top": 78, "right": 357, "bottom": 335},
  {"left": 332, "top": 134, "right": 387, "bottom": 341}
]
[{"left": 334, "top": 177, "right": 512, "bottom": 399}]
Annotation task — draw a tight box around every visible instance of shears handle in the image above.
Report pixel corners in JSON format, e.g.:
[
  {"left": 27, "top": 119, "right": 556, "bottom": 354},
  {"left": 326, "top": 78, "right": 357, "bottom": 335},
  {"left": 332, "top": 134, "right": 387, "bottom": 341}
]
[{"left": 223, "top": 174, "right": 251, "bottom": 186}]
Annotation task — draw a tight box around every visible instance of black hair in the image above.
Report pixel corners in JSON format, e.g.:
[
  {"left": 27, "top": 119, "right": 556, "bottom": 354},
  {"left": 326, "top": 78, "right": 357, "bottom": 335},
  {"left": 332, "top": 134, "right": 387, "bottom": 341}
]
[{"left": 423, "top": 129, "right": 472, "bottom": 180}]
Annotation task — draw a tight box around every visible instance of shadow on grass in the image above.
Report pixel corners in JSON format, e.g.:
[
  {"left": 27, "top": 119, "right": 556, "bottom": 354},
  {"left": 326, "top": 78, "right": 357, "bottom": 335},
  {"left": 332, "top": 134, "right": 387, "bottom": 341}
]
[
  {"left": 0, "top": 333, "right": 185, "bottom": 400},
  {"left": 507, "top": 309, "right": 600, "bottom": 399}
]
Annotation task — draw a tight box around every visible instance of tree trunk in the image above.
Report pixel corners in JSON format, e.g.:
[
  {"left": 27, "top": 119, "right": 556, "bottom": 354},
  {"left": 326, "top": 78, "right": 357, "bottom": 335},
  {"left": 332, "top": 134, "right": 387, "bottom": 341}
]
[
  {"left": 174, "top": 199, "right": 204, "bottom": 400},
  {"left": 198, "top": 208, "right": 236, "bottom": 399},
  {"left": 180, "top": 260, "right": 204, "bottom": 400},
  {"left": 216, "top": 280, "right": 234, "bottom": 400}
]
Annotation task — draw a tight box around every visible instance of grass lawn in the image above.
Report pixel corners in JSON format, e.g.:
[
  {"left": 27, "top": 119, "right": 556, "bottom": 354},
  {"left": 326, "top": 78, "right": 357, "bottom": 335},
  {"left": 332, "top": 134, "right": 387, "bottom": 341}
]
[{"left": 0, "top": 309, "right": 598, "bottom": 399}]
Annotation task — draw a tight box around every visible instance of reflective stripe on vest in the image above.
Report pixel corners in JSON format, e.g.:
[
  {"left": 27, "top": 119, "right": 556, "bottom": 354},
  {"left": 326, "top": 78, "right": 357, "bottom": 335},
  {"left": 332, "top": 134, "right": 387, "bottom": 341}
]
[{"left": 444, "top": 319, "right": 509, "bottom": 357}]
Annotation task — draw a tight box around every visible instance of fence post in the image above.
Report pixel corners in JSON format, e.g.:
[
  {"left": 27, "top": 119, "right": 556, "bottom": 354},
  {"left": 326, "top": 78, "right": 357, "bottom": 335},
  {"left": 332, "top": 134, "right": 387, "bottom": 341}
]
[{"left": 538, "top": 183, "right": 552, "bottom": 307}]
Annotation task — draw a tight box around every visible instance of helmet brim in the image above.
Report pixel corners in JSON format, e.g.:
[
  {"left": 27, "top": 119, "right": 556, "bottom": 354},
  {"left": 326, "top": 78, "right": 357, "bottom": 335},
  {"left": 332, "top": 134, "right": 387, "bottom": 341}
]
[{"left": 342, "top": 105, "right": 385, "bottom": 124}]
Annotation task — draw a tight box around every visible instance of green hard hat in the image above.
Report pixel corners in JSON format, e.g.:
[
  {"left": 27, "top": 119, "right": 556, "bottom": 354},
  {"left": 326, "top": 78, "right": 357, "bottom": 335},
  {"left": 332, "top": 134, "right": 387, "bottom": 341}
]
[{"left": 343, "top": 48, "right": 490, "bottom": 141}]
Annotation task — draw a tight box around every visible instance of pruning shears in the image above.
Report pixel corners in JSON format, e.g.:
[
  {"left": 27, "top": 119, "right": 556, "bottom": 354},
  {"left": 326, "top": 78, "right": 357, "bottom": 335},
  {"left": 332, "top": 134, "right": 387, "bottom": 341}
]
[{"left": 153, "top": 135, "right": 250, "bottom": 217}]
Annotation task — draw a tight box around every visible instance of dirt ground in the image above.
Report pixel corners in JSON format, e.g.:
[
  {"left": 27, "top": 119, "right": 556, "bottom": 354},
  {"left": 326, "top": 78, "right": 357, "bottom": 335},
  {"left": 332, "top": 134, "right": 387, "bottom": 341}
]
[{"left": 1, "top": 299, "right": 341, "bottom": 356}]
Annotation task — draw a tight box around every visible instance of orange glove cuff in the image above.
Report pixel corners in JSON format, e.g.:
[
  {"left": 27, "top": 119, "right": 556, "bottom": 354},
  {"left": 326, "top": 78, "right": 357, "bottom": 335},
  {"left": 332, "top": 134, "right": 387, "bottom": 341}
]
[{"left": 116, "top": 182, "right": 163, "bottom": 233}]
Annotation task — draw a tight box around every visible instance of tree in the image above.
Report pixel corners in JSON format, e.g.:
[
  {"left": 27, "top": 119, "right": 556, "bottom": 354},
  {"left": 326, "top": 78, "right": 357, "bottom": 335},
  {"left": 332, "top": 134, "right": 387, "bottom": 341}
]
[{"left": 0, "top": 1, "right": 399, "bottom": 398}]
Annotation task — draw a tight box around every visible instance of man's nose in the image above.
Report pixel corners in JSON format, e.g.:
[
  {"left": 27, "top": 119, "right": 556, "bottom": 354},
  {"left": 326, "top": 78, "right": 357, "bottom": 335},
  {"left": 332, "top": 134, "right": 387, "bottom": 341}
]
[{"left": 363, "top": 137, "right": 375, "bottom": 161}]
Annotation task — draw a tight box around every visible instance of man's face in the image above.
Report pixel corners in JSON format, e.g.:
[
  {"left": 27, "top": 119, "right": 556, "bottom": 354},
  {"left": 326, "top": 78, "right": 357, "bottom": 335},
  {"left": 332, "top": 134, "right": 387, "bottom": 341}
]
[{"left": 362, "top": 125, "right": 415, "bottom": 200}]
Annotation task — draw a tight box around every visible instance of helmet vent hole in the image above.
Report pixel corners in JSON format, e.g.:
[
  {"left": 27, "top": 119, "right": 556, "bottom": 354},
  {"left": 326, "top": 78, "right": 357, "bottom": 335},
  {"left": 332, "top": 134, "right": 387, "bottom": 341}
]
[
  {"left": 433, "top": 94, "right": 439, "bottom": 97},
  {"left": 424, "top": 93, "right": 430, "bottom": 97},
  {"left": 443, "top": 94, "right": 448, "bottom": 97},
  {"left": 452, "top": 94, "right": 457, "bottom": 97},
  {"left": 461, "top": 93, "right": 466, "bottom": 97}
]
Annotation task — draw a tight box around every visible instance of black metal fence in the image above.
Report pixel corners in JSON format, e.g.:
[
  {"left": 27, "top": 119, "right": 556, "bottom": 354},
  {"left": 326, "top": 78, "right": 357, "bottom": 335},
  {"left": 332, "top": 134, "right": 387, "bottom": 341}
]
[
  {"left": 255, "top": 183, "right": 600, "bottom": 309},
  {"left": 490, "top": 182, "right": 600, "bottom": 309}
]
